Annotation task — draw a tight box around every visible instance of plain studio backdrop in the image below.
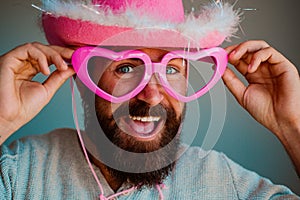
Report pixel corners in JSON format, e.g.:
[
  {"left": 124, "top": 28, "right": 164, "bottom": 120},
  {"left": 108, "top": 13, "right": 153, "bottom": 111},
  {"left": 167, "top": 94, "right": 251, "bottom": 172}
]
[{"left": 1, "top": 0, "right": 299, "bottom": 195}]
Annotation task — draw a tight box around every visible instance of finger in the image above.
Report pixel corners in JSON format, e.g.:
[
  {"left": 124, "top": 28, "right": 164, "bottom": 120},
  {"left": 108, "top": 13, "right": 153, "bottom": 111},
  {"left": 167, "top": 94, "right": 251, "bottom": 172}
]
[
  {"left": 229, "top": 40, "right": 270, "bottom": 61},
  {"left": 227, "top": 40, "right": 270, "bottom": 76},
  {"left": 4, "top": 43, "right": 51, "bottom": 75},
  {"left": 228, "top": 51, "right": 251, "bottom": 76},
  {"left": 228, "top": 59, "right": 250, "bottom": 76},
  {"left": 50, "top": 45, "right": 74, "bottom": 61},
  {"left": 222, "top": 67, "right": 247, "bottom": 106},
  {"left": 42, "top": 67, "right": 75, "bottom": 100},
  {"left": 32, "top": 42, "right": 71, "bottom": 71},
  {"left": 248, "top": 47, "right": 288, "bottom": 73},
  {"left": 224, "top": 44, "right": 239, "bottom": 54}
]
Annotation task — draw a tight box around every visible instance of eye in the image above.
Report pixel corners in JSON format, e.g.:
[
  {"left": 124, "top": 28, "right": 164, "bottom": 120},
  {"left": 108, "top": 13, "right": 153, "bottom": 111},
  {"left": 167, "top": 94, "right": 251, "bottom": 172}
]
[
  {"left": 116, "top": 64, "right": 134, "bottom": 74},
  {"left": 166, "top": 66, "right": 179, "bottom": 74}
]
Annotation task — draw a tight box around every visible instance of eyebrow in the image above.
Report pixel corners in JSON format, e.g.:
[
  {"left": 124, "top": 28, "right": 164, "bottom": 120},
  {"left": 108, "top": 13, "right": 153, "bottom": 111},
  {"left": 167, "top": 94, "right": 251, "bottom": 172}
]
[
  {"left": 128, "top": 58, "right": 143, "bottom": 62},
  {"left": 114, "top": 58, "right": 144, "bottom": 64},
  {"left": 106, "top": 58, "right": 143, "bottom": 69}
]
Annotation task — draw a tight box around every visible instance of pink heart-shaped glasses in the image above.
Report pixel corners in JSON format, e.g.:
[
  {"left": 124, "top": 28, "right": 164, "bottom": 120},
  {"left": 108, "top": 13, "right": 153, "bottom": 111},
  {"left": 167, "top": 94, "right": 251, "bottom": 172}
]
[{"left": 72, "top": 46, "right": 227, "bottom": 103}]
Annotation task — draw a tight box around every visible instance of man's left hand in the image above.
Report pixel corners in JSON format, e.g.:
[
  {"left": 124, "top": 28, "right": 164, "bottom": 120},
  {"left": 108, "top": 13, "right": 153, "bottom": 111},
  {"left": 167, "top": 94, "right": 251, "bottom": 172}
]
[{"left": 223, "top": 40, "right": 300, "bottom": 175}]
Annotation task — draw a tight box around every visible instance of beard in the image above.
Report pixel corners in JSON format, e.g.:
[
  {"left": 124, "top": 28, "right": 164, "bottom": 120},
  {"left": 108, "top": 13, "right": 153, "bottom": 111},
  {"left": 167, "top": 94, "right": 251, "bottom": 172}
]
[{"left": 83, "top": 93, "right": 183, "bottom": 188}]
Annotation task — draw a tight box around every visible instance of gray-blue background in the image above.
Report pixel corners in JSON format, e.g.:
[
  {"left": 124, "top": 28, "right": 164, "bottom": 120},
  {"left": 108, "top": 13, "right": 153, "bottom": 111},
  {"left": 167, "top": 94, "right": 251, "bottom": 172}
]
[{"left": 1, "top": 0, "right": 299, "bottom": 195}]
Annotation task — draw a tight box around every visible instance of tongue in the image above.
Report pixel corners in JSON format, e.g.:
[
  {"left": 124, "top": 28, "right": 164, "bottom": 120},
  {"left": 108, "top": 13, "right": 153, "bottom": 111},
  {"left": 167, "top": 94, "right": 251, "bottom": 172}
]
[{"left": 128, "top": 120, "right": 155, "bottom": 135}]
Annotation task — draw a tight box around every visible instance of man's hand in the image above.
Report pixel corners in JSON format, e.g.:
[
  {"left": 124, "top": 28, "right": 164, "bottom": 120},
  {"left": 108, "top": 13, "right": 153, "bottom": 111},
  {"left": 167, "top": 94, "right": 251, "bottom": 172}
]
[
  {"left": 0, "top": 42, "right": 75, "bottom": 144},
  {"left": 223, "top": 40, "right": 300, "bottom": 175}
]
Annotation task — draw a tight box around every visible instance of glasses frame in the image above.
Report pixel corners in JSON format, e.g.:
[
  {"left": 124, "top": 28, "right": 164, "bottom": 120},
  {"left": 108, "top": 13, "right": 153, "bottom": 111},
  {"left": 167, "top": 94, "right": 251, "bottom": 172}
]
[{"left": 71, "top": 46, "right": 228, "bottom": 103}]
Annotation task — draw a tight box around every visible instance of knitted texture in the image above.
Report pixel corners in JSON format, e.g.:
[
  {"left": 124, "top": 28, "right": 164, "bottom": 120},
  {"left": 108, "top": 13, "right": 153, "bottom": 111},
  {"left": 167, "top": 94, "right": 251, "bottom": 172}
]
[{"left": 0, "top": 128, "right": 298, "bottom": 199}]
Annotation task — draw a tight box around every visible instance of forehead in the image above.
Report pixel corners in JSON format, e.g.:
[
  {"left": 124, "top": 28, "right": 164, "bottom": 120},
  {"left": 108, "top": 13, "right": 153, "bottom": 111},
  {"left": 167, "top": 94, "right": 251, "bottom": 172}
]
[
  {"left": 106, "top": 46, "right": 183, "bottom": 61},
  {"left": 139, "top": 48, "right": 170, "bottom": 62}
]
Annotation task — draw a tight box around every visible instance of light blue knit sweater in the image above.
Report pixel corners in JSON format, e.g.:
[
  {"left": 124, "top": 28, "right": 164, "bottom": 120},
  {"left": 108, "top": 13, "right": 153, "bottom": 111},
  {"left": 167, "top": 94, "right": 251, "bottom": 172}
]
[{"left": 0, "top": 128, "right": 299, "bottom": 199}]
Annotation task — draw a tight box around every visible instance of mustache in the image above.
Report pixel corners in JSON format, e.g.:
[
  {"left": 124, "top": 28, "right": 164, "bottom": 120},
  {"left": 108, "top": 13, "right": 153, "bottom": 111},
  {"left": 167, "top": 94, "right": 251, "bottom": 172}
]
[
  {"left": 112, "top": 100, "right": 167, "bottom": 120},
  {"left": 83, "top": 95, "right": 183, "bottom": 187}
]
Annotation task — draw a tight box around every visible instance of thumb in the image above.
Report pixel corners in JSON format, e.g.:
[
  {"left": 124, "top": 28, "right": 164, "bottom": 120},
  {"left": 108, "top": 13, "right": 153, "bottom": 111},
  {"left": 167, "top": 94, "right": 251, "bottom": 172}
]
[
  {"left": 222, "top": 67, "right": 246, "bottom": 106},
  {"left": 42, "top": 67, "right": 75, "bottom": 101}
]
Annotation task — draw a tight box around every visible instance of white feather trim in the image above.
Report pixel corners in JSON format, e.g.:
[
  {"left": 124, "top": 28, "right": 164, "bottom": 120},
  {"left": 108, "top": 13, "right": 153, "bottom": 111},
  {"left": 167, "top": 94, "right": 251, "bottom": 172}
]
[{"left": 41, "top": 0, "right": 241, "bottom": 43}]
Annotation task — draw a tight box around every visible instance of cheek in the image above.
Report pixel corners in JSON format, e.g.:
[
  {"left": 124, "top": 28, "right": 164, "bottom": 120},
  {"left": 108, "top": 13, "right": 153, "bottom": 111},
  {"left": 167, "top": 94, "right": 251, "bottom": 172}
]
[
  {"left": 175, "top": 102, "right": 185, "bottom": 118},
  {"left": 98, "top": 72, "right": 135, "bottom": 97},
  {"left": 98, "top": 74, "right": 114, "bottom": 93},
  {"left": 110, "top": 103, "right": 122, "bottom": 114},
  {"left": 164, "top": 96, "right": 185, "bottom": 119},
  {"left": 171, "top": 82, "right": 187, "bottom": 95},
  {"left": 167, "top": 76, "right": 188, "bottom": 96},
  {"left": 95, "top": 96, "right": 122, "bottom": 117}
]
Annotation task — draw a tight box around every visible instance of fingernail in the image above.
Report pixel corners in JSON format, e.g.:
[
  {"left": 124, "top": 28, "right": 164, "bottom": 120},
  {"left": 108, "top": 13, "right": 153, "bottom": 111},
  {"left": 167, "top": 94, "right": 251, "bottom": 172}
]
[
  {"left": 45, "top": 68, "right": 51, "bottom": 75},
  {"left": 62, "top": 60, "right": 68, "bottom": 70},
  {"left": 230, "top": 50, "right": 236, "bottom": 58},
  {"left": 248, "top": 64, "right": 252, "bottom": 70}
]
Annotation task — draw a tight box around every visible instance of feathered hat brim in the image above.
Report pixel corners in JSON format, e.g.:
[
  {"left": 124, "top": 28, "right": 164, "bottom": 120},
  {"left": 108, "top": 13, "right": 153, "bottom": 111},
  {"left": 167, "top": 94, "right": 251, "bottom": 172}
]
[{"left": 41, "top": 0, "right": 240, "bottom": 48}]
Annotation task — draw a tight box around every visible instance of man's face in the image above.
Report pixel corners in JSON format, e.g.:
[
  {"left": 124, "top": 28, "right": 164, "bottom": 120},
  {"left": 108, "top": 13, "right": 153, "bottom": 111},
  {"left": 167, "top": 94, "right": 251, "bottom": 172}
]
[
  {"left": 97, "top": 48, "right": 186, "bottom": 140},
  {"left": 83, "top": 48, "right": 186, "bottom": 187}
]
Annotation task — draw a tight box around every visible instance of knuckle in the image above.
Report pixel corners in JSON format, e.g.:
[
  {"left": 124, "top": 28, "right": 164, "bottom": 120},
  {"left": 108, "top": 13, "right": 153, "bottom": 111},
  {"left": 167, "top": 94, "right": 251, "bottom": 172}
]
[
  {"left": 243, "top": 40, "right": 269, "bottom": 47},
  {"left": 52, "top": 55, "right": 62, "bottom": 64},
  {"left": 241, "top": 40, "right": 254, "bottom": 46},
  {"left": 265, "top": 46, "right": 274, "bottom": 52},
  {"left": 243, "top": 40, "right": 252, "bottom": 45},
  {"left": 259, "top": 40, "right": 270, "bottom": 47},
  {"left": 23, "top": 42, "right": 42, "bottom": 52},
  {"left": 49, "top": 45, "right": 65, "bottom": 55},
  {"left": 256, "top": 39, "right": 268, "bottom": 44},
  {"left": 252, "top": 51, "right": 261, "bottom": 60},
  {"left": 23, "top": 42, "right": 34, "bottom": 49},
  {"left": 49, "top": 44, "right": 58, "bottom": 49},
  {"left": 50, "top": 49, "right": 62, "bottom": 59},
  {"left": 31, "top": 41, "right": 43, "bottom": 47}
]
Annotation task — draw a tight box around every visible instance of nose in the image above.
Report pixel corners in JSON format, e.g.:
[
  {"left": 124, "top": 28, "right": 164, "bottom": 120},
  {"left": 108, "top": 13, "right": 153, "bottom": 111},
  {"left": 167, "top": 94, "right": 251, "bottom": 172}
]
[{"left": 136, "top": 74, "right": 164, "bottom": 106}]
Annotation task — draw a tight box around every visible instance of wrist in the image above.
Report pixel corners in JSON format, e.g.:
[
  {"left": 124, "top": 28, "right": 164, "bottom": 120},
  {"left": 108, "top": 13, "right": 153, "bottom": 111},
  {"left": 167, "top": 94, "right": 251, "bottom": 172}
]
[
  {"left": 276, "top": 121, "right": 300, "bottom": 177},
  {"left": 0, "top": 118, "right": 18, "bottom": 145},
  {"left": 277, "top": 120, "right": 300, "bottom": 145}
]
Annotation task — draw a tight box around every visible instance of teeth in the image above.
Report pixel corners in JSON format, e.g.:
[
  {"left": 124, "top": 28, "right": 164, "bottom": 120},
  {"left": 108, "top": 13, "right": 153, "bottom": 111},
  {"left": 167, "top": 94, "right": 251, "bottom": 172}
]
[{"left": 130, "top": 115, "right": 160, "bottom": 122}]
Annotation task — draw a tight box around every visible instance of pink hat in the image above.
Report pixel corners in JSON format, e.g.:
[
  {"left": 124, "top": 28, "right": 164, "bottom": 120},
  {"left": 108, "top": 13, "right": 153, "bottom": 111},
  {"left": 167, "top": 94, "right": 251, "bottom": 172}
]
[{"left": 41, "top": 0, "right": 240, "bottom": 48}]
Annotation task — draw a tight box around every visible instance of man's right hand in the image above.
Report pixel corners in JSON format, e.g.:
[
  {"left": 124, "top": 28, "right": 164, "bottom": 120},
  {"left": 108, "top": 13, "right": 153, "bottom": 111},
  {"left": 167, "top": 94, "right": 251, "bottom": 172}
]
[{"left": 0, "top": 42, "right": 75, "bottom": 144}]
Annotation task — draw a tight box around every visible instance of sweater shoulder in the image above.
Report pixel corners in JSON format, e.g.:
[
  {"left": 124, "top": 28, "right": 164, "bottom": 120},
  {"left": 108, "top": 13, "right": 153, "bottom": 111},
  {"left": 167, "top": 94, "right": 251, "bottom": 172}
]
[
  {"left": 1, "top": 128, "right": 78, "bottom": 163},
  {"left": 176, "top": 146, "right": 298, "bottom": 199}
]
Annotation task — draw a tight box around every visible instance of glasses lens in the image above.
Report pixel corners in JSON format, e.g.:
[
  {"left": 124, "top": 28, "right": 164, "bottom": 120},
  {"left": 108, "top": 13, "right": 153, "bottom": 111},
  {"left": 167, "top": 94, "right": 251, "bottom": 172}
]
[
  {"left": 87, "top": 56, "right": 145, "bottom": 97},
  {"left": 167, "top": 56, "right": 216, "bottom": 97}
]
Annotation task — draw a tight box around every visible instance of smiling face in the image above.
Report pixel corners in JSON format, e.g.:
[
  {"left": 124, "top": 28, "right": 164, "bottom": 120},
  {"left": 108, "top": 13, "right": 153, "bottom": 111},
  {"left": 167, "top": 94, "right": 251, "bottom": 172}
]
[
  {"left": 96, "top": 48, "right": 186, "bottom": 141},
  {"left": 82, "top": 48, "right": 187, "bottom": 187}
]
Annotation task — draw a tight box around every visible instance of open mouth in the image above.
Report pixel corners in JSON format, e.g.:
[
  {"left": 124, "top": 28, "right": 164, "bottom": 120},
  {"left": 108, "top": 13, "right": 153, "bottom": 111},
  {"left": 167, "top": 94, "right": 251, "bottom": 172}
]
[{"left": 118, "top": 115, "right": 165, "bottom": 141}]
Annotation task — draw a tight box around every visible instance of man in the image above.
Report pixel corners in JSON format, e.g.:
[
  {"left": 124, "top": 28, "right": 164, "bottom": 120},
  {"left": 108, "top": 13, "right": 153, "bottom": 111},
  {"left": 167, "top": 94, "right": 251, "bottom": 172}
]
[{"left": 1, "top": 0, "right": 300, "bottom": 199}]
